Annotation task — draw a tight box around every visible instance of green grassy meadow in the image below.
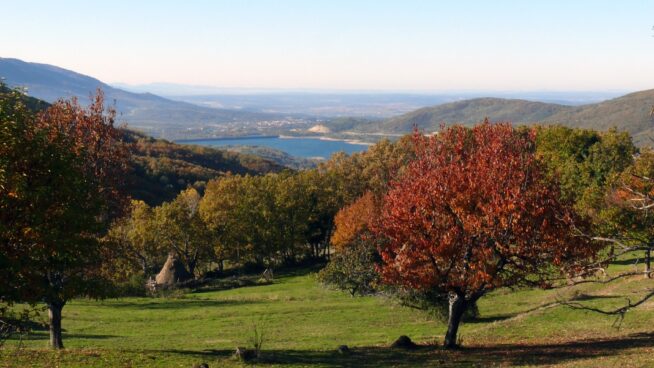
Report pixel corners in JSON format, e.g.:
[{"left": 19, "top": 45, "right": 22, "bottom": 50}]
[{"left": 3, "top": 259, "right": 654, "bottom": 367}]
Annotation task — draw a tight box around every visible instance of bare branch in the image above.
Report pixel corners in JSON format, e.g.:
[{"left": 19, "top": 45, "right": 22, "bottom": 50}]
[{"left": 559, "top": 289, "right": 654, "bottom": 319}]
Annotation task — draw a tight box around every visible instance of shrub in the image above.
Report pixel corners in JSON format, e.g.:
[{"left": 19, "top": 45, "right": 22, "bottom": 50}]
[{"left": 318, "top": 236, "right": 380, "bottom": 296}]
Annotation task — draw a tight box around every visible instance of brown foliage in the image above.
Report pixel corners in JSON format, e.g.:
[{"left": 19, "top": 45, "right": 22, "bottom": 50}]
[
  {"left": 373, "top": 122, "right": 598, "bottom": 295},
  {"left": 35, "top": 91, "right": 130, "bottom": 219}
]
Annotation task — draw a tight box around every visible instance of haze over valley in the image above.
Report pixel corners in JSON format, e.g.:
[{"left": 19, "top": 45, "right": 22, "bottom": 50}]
[{"left": 1, "top": 57, "right": 647, "bottom": 150}]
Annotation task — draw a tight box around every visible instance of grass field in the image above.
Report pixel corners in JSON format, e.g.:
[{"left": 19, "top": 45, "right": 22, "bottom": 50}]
[{"left": 3, "top": 258, "right": 654, "bottom": 367}]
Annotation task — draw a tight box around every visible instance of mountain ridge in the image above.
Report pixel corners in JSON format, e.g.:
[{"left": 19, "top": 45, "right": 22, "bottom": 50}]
[
  {"left": 0, "top": 57, "right": 279, "bottom": 133},
  {"left": 347, "top": 91, "right": 654, "bottom": 145}
]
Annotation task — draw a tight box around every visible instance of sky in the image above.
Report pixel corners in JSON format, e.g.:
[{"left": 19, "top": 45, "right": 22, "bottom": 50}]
[{"left": 2, "top": 0, "right": 654, "bottom": 91}]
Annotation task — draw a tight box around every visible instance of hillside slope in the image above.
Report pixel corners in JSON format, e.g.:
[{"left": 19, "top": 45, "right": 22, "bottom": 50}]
[
  {"left": 353, "top": 91, "right": 654, "bottom": 145},
  {"left": 0, "top": 57, "right": 276, "bottom": 128},
  {"left": 545, "top": 89, "right": 654, "bottom": 143},
  {"left": 0, "top": 83, "right": 283, "bottom": 205},
  {"left": 360, "top": 98, "right": 570, "bottom": 133},
  {"left": 124, "top": 131, "right": 284, "bottom": 205},
  {"left": 0, "top": 83, "right": 50, "bottom": 112}
]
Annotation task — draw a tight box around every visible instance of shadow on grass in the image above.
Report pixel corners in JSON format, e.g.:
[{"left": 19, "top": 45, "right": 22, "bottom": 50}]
[
  {"left": 570, "top": 294, "right": 624, "bottom": 302},
  {"left": 610, "top": 256, "right": 645, "bottom": 266},
  {"left": 274, "top": 262, "right": 326, "bottom": 279},
  {"left": 468, "top": 300, "right": 561, "bottom": 325},
  {"left": 107, "top": 298, "right": 259, "bottom": 310},
  {"left": 162, "top": 332, "right": 654, "bottom": 367},
  {"left": 190, "top": 280, "right": 271, "bottom": 294},
  {"left": 190, "top": 263, "right": 325, "bottom": 294},
  {"left": 466, "top": 314, "right": 513, "bottom": 324},
  {"left": 10, "top": 332, "right": 118, "bottom": 341}
]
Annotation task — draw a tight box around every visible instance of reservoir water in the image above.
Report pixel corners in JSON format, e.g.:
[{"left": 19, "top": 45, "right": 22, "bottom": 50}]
[{"left": 180, "top": 136, "right": 369, "bottom": 159}]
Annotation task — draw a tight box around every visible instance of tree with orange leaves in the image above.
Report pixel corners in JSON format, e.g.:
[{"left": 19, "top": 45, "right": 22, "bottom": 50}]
[
  {"left": 330, "top": 192, "right": 378, "bottom": 251},
  {"left": 373, "top": 122, "right": 598, "bottom": 348},
  {"left": 318, "top": 192, "right": 381, "bottom": 296}
]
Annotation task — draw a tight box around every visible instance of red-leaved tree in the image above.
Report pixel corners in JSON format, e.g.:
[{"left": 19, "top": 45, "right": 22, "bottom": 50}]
[{"left": 373, "top": 122, "right": 599, "bottom": 348}]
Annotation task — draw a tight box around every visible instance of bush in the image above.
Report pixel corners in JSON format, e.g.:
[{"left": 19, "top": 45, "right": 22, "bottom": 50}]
[
  {"left": 318, "top": 234, "right": 479, "bottom": 321},
  {"left": 112, "top": 274, "right": 148, "bottom": 297},
  {"left": 318, "top": 236, "right": 380, "bottom": 296},
  {"left": 0, "top": 305, "right": 44, "bottom": 348}
]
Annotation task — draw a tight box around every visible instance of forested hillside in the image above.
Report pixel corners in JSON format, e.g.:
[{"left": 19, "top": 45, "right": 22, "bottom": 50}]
[
  {"left": 0, "top": 83, "right": 49, "bottom": 111},
  {"left": 355, "top": 98, "right": 568, "bottom": 133},
  {"left": 546, "top": 89, "right": 654, "bottom": 144},
  {"left": 124, "top": 131, "right": 284, "bottom": 205},
  {"left": 0, "top": 85, "right": 283, "bottom": 206}
]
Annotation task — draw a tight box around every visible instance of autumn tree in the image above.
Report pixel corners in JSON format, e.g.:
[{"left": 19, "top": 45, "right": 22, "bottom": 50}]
[
  {"left": 294, "top": 169, "right": 345, "bottom": 259},
  {"left": 153, "top": 188, "right": 212, "bottom": 277},
  {"left": 373, "top": 122, "right": 598, "bottom": 348},
  {"left": 0, "top": 89, "right": 130, "bottom": 349},
  {"left": 330, "top": 192, "right": 378, "bottom": 251},
  {"left": 105, "top": 200, "right": 164, "bottom": 279},
  {"left": 199, "top": 174, "right": 252, "bottom": 267},
  {"left": 318, "top": 192, "right": 381, "bottom": 295}
]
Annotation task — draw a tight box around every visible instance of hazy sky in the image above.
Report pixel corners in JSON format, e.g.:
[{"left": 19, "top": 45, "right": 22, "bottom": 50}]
[{"left": 2, "top": 0, "right": 653, "bottom": 91}]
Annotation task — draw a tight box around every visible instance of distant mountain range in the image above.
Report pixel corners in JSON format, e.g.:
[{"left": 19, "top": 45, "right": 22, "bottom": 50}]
[
  {"left": 346, "top": 91, "right": 654, "bottom": 145},
  {"left": 0, "top": 58, "right": 277, "bottom": 132},
  {"left": 3, "top": 57, "right": 653, "bottom": 146},
  {"left": 116, "top": 82, "right": 623, "bottom": 118}
]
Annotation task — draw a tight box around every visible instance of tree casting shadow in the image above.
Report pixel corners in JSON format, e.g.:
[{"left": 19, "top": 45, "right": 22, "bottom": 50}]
[{"left": 162, "top": 332, "right": 654, "bottom": 367}]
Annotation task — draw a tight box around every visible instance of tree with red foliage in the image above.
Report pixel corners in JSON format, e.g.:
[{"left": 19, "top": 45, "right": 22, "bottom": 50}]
[
  {"left": 373, "top": 122, "right": 598, "bottom": 348},
  {"left": 0, "top": 89, "right": 129, "bottom": 349}
]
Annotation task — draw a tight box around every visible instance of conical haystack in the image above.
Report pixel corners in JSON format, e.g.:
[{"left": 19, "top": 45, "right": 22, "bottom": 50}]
[{"left": 155, "top": 253, "right": 192, "bottom": 286}]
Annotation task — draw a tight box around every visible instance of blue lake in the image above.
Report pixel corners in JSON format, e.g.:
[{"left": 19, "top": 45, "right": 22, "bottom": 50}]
[{"left": 180, "top": 136, "right": 369, "bottom": 159}]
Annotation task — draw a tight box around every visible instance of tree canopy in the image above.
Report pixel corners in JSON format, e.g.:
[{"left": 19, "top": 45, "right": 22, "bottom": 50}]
[
  {"left": 0, "top": 88, "right": 130, "bottom": 349},
  {"left": 373, "top": 122, "right": 599, "bottom": 348}
]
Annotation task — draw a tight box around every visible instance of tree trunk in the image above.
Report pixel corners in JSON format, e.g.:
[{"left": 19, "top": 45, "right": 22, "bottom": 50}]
[
  {"left": 187, "top": 259, "right": 196, "bottom": 278},
  {"left": 647, "top": 248, "right": 652, "bottom": 278},
  {"left": 47, "top": 300, "right": 65, "bottom": 349},
  {"left": 444, "top": 292, "right": 467, "bottom": 349},
  {"left": 139, "top": 257, "right": 148, "bottom": 276}
]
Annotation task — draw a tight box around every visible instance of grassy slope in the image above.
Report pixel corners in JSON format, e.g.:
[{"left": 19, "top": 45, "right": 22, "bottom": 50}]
[{"left": 3, "top": 258, "right": 654, "bottom": 367}]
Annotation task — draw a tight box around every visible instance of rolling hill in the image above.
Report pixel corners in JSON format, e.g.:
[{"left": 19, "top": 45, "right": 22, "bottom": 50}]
[
  {"left": 358, "top": 98, "right": 570, "bottom": 133},
  {"left": 545, "top": 89, "right": 654, "bottom": 143},
  {"left": 0, "top": 83, "right": 50, "bottom": 112},
  {"left": 124, "top": 131, "right": 283, "bottom": 205},
  {"left": 0, "top": 57, "right": 277, "bottom": 131},
  {"left": 0, "top": 84, "right": 283, "bottom": 205},
  {"left": 350, "top": 91, "right": 654, "bottom": 145}
]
